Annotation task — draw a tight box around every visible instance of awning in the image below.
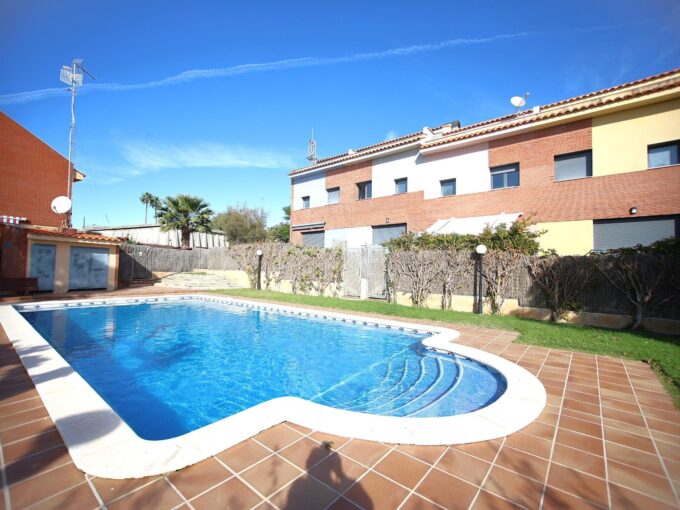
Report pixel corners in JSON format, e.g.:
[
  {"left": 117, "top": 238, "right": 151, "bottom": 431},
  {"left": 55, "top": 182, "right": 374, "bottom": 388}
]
[
  {"left": 291, "top": 221, "right": 326, "bottom": 232},
  {"left": 426, "top": 212, "right": 522, "bottom": 235}
]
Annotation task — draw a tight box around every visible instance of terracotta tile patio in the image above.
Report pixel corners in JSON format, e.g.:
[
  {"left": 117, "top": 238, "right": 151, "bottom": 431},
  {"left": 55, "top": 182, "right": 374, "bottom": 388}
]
[{"left": 1, "top": 291, "right": 679, "bottom": 509}]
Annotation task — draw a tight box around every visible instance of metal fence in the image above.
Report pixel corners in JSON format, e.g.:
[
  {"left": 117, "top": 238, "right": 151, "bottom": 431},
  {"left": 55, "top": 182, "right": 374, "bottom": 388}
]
[{"left": 342, "top": 245, "right": 388, "bottom": 299}]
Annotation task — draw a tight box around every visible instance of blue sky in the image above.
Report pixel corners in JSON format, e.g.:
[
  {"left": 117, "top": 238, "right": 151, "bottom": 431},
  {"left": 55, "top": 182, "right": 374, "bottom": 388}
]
[{"left": 1, "top": 1, "right": 679, "bottom": 227}]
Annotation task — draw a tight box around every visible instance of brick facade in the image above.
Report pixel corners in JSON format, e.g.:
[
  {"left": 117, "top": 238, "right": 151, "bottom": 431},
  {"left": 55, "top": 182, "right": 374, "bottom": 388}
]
[
  {"left": 0, "top": 113, "right": 72, "bottom": 227},
  {"left": 290, "top": 119, "right": 680, "bottom": 244}
]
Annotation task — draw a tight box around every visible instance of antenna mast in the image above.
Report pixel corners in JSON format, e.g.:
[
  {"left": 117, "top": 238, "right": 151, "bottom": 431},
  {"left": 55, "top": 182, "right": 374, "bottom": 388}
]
[
  {"left": 306, "top": 128, "right": 317, "bottom": 165},
  {"left": 60, "top": 58, "right": 95, "bottom": 227}
]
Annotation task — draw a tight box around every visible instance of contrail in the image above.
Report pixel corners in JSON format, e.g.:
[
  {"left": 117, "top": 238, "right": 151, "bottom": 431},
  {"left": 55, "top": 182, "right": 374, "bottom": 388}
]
[{"left": 0, "top": 23, "right": 640, "bottom": 106}]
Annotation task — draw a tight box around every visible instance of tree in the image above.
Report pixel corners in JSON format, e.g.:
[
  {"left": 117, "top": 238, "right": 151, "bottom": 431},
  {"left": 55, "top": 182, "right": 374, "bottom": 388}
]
[
  {"left": 139, "top": 192, "right": 156, "bottom": 224},
  {"left": 213, "top": 205, "right": 268, "bottom": 244},
  {"left": 158, "top": 194, "right": 213, "bottom": 249},
  {"left": 149, "top": 195, "right": 162, "bottom": 222},
  {"left": 267, "top": 206, "right": 291, "bottom": 242}
]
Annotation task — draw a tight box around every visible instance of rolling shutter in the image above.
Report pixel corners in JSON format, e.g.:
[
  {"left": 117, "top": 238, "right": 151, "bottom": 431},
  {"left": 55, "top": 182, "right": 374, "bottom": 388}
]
[
  {"left": 302, "top": 231, "right": 325, "bottom": 247},
  {"left": 372, "top": 224, "right": 406, "bottom": 245},
  {"left": 593, "top": 217, "right": 678, "bottom": 251}
]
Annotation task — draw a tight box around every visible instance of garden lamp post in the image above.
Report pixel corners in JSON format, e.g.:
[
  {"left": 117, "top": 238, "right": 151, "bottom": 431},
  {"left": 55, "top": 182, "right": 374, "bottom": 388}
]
[
  {"left": 256, "top": 249, "right": 263, "bottom": 290},
  {"left": 475, "top": 244, "right": 487, "bottom": 314}
]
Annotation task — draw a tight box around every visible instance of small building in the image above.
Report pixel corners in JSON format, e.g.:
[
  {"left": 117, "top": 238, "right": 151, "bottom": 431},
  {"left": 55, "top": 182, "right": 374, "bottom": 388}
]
[
  {"left": 0, "top": 113, "right": 121, "bottom": 293},
  {"left": 88, "top": 224, "right": 227, "bottom": 249}
]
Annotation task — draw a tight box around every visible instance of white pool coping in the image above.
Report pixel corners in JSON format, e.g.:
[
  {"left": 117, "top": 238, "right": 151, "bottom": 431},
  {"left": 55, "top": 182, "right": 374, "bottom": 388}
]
[{"left": 0, "top": 294, "right": 546, "bottom": 479}]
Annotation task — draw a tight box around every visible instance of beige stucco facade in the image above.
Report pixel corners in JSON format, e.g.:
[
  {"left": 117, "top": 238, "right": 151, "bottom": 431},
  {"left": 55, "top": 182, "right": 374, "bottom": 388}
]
[
  {"left": 536, "top": 220, "right": 594, "bottom": 255},
  {"left": 592, "top": 97, "right": 680, "bottom": 176},
  {"left": 26, "top": 237, "right": 119, "bottom": 293}
]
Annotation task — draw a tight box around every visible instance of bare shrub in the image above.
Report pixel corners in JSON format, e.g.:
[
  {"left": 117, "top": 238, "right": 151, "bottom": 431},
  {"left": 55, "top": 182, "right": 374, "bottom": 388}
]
[
  {"left": 441, "top": 250, "right": 475, "bottom": 309},
  {"left": 592, "top": 252, "right": 671, "bottom": 330},
  {"left": 527, "top": 254, "right": 593, "bottom": 321},
  {"left": 387, "top": 250, "right": 445, "bottom": 307},
  {"left": 481, "top": 249, "right": 525, "bottom": 314}
]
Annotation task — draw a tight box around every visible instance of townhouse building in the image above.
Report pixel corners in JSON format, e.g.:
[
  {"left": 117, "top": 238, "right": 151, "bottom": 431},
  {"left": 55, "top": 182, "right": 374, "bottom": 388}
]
[{"left": 288, "top": 68, "right": 680, "bottom": 254}]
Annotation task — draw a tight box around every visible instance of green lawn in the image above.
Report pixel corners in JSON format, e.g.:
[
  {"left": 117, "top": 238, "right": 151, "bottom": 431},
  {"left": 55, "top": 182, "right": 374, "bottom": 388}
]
[{"left": 216, "top": 288, "right": 680, "bottom": 406}]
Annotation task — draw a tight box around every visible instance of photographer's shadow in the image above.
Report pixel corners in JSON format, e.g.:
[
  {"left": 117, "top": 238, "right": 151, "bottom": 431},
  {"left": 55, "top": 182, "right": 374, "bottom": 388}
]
[{"left": 283, "top": 444, "right": 373, "bottom": 509}]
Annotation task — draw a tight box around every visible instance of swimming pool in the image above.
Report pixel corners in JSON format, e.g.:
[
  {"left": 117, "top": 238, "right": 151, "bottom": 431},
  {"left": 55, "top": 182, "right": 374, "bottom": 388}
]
[
  {"left": 0, "top": 295, "right": 546, "bottom": 478},
  {"left": 20, "top": 298, "right": 506, "bottom": 440}
]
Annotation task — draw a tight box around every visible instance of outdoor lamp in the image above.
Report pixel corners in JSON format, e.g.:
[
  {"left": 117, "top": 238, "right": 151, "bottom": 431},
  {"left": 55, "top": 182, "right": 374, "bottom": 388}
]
[
  {"left": 475, "top": 244, "right": 487, "bottom": 314},
  {"left": 256, "top": 249, "right": 263, "bottom": 290}
]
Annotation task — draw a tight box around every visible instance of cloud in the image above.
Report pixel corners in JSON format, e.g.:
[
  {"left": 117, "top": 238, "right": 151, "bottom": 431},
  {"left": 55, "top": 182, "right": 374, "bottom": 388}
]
[
  {"left": 120, "top": 141, "right": 296, "bottom": 172},
  {"left": 0, "top": 31, "right": 534, "bottom": 106},
  {"left": 384, "top": 130, "right": 397, "bottom": 141}
]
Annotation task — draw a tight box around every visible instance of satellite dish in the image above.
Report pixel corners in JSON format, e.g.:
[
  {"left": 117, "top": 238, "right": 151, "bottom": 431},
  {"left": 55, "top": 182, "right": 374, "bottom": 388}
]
[
  {"left": 510, "top": 96, "right": 526, "bottom": 108},
  {"left": 51, "top": 196, "right": 72, "bottom": 214}
]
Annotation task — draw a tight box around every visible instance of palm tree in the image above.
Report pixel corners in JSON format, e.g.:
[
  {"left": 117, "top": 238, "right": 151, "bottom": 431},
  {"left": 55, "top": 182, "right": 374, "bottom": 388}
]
[
  {"left": 149, "top": 195, "right": 162, "bottom": 223},
  {"left": 158, "top": 194, "right": 213, "bottom": 249},
  {"left": 139, "top": 192, "right": 155, "bottom": 224}
]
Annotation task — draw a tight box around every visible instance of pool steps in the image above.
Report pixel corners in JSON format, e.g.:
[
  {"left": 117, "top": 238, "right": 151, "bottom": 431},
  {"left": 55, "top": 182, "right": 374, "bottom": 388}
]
[{"left": 314, "top": 350, "right": 483, "bottom": 418}]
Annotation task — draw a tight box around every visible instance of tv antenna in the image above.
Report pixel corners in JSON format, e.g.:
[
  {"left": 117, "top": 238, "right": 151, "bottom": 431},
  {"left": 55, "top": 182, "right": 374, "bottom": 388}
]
[
  {"left": 307, "top": 128, "right": 317, "bottom": 165},
  {"left": 510, "top": 92, "right": 530, "bottom": 114},
  {"left": 60, "top": 58, "right": 95, "bottom": 227}
]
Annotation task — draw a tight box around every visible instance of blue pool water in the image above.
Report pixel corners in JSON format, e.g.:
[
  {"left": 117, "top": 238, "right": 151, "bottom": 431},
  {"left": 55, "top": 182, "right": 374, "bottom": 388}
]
[{"left": 21, "top": 298, "right": 506, "bottom": 440}]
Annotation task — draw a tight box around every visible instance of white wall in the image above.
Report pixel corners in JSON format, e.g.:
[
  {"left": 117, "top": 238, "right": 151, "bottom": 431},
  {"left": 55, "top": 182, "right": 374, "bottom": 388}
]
[
  {"left": 292, "top": 171, "right": 327, "bottom": 210},
  {"left": 324, "top": 226, "right": 373, "bottom": 248},
  {"left": 91, "top": 226, "right": 227, "bottom": 248},
  {"left": 370, "top": 144, "right": 490, "bottom": 200},
  {"left": 418, "top": 144, "right": 490, "bottom": 199}
]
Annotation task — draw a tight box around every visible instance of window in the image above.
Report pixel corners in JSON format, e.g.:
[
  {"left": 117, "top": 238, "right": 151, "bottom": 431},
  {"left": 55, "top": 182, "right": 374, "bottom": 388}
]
[
  {"left": 648, "top": 141, "right": 680, "bottom": 168},
  {"left": 440, "top": 178, "right": 457, "bottom": 197},
  {"left": 372, "top": 224, "right": 407, "bottom": 245},
  {"left": 554, "top": 150, "right": 592, "bottom": 181},
  {"left": 395, "top": 178, "right": 408, "bottom": 194},
  {"left": 593, "top": 216, "right": 678, "bottom": 251},
  {"left": 490, "top": 163, "right": 519, "bottom": 189},
  {"left": 301, "top": 196, "right": 310, "bottom": 209},
  {"left": 327, "top": 187, "right": 340, "bottom": 205},
  {"left": 302, "top": 231, "right": 325, "bottom": 247},
  {"left": 357, "top": 181, "right": 372, "bottom": 200}
]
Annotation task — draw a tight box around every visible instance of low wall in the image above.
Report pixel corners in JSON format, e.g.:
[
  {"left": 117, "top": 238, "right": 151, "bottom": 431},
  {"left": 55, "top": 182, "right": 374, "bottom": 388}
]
[{"left": 206, "top": 269, "right": 680, "bottom": 335}]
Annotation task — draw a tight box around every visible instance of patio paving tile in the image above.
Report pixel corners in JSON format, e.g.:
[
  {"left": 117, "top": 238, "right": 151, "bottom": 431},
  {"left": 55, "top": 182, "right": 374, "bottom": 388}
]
[
  {"left": 2, "top": 291, "right": 680, "bottom": 510},
  {"left": 307, "top": 452, "right": 367, "bottom": 494},
  {"left": 434, "top": 448, "right": 490, "bottom": 486},
  {"left": 189, "top": 477, "right": 262, "bottom": 510},
  {"left": 546, "top": 463, "right": 609, "bottom": 508},
  {"left": 106, "top": 478, "right": 184, "bottom": 510},
  {"left": 279, "top": 437, "right": 334, "bottom": 470},
  {"left": 216, "top": 438, "right": 272, "bottom": 473},
  {"left": 26, "top": 481, "right": 100, "bottom": 510},
  {"left": 253, "top": 423, "right": 304, "bottom": 452},
  {"left": 483, "top": 465, "right": 546, "bottom": 509},
  {"left": 240, "top": 454, "right": 303, "bottom": 497},
  {"left": 8, "top": 462, "right": 85, "bottom": 509},
  {"left": 373, "top": 450, "right": 430, "bottom": 489},
  {"left": 166, "top": 456, "right": 231, "bottom": 500},
  {"left": 269, "top": 473, "right": 338, "bottom": 509},
  {"left": 337, "top": 439, "right": 391, "bottom": 468},
  {"left": 344, "top": 471, "right": 410, "bottom": 510},
  {"left": 91, "top": 474, "right": 162, "bottom": 504},
  {"left": 551, "top": 442, "right": 606, "bottom": 478}
]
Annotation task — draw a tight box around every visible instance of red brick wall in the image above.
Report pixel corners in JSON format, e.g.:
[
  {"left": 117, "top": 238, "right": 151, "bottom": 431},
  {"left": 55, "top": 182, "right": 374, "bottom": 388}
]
[
  {"left": 0, "top": 225, "right": 28, "bottom": 279},
  {"left": 0, "top": 113, "right": 70, "bottom": 227},
  {"left": 290, "top": 119, "right": 680, "bottom": 243}
]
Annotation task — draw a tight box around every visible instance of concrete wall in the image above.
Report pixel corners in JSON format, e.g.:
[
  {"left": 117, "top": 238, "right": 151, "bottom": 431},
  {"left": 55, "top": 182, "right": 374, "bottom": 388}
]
[
  {"left": 592, "top": 98, "right": 680, "bottom": 176},
  {"left": 92, "top": 225, "right": 227, "bottom": 248},
  {"left": 25, "top": 239, "right": 119, "bottom": 293},
  {"left": 536, "top": 220, "right": 594, "bottom": 255}
]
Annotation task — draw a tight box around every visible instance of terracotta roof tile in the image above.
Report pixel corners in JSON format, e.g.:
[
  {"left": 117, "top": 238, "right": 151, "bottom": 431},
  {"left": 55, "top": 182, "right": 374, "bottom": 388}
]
[
  {"left": 27, "top": 228, "right": 122, "bottom": 243},
  {"left": 289, "top": 67, "right": 680, "bottom": 175}
]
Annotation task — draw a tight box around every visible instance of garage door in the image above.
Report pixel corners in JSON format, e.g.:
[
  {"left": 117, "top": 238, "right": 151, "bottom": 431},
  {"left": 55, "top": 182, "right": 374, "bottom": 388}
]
[
  {"left": 29, "top": 244, "right": 56, "bottom": 291},
  {"left": 69, "top": 247, "right": 109, "bottom": 290},
  {"left": 593, "top": 216, "right": 678, "bottom": 251},
  {"left": 302, "top": 231, "right": 325, "bottom": 248}
]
